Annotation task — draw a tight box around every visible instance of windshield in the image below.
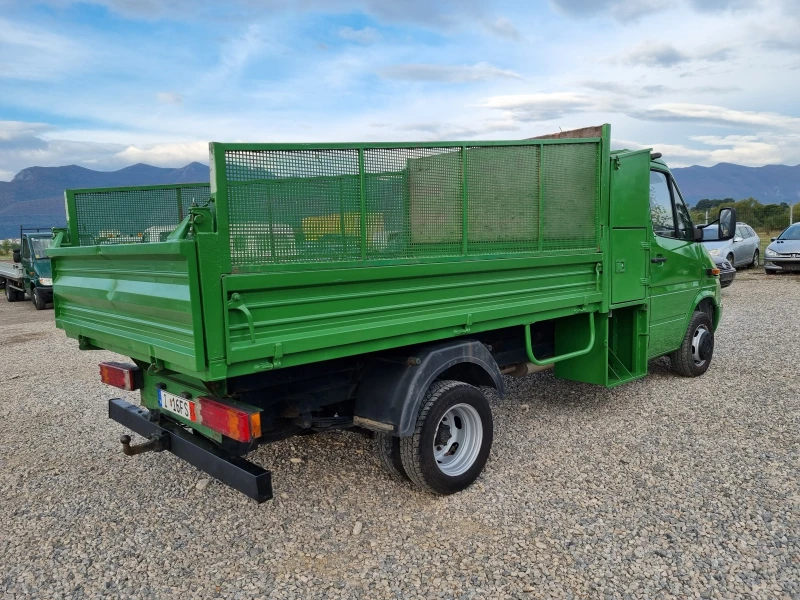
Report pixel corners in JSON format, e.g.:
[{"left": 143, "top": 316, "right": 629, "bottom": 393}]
[
  {"left": 29, "top": 237, "right": 51, "bottom": 259},
  {"left": 778, "top": 223, "right": 800, "bottom": 240}
]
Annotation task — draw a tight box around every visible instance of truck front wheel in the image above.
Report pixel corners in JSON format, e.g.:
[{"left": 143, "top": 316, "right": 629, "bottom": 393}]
[
  {"left": 32, "top": 287, "right": 47, "bottom": 310},
  {"left": 400, "top": 380, "right": 493, "bottom": 495},
  {"left": 670, "top": 311, "right": 714, "bottom": 377}
]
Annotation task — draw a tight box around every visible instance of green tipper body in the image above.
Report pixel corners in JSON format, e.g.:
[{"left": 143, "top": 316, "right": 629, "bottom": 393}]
[{"left": 48, "top": 125, "right": 720, "bottom": 391}]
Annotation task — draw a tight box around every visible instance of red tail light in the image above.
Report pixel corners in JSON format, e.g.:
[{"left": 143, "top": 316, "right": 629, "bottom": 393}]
[
  {"left": 196, "top": 397, "right": 262, "bottom": 443},
  {"left": 99, "top": 362, "right": 142, "bottom": 390}
]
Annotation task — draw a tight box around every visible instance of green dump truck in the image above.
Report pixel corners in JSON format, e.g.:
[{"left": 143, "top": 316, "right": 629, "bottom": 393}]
[
  {"left": 48, "top": 125, "right": 735, "bottom": 502},
  {"left": 1, "top": 227, "right": 55, "bottom": 309}
]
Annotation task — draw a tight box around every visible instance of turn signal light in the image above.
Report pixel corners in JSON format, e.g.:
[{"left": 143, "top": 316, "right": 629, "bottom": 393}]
[
  {"left": 706, "top": 268, "right": 721, "bottom": 276},
  {"left": 196, "top": 397, "right": 262, "bottom": 443},
  {"left": 99, "top": 362, "right": 142, "bottom": 391}
]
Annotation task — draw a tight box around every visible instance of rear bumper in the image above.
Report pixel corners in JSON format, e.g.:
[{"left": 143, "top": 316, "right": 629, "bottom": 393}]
[{"left": 109, "top": 398, "right": 273, "bottom": 503}]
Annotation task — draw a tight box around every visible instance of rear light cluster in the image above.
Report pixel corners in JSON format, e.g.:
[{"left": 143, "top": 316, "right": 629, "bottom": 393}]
[
  {"left": 99, "top": 362, "right": 142, "bottom": 391},
  {"left": 99, "top": 361, "right": 261, "bottom": 442},
  {"left": 196, "top": 396, "right": 261, "bottom": 443}
]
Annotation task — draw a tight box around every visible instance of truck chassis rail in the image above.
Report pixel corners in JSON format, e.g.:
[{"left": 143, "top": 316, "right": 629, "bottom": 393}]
[{"left": 109, "top": 398, "right": 273, "bottom": 503}]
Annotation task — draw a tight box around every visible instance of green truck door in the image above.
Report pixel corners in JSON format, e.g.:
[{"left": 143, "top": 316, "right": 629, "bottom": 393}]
[
  {"left": 647, "top": 170, "right": 700, "bottom": 357},
  {"left": 609, "top": 150, "right": 650, "bottom": 305}
]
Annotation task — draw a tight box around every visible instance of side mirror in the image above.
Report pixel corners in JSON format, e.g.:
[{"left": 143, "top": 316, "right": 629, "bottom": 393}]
[
  {"left": 771, "top": 237, "right": 777, "bottom": 242},
  {"left": 718, "top": 207, "right": 736, "bottom": 241},
  {"left": 733, "top": 236, "right": 743, "bottom": 243},
  {"left": 12, "top": 248, "right": 21, "bottom": 263},
  {"left": 694, "top": 207, "right": 736, "bottom": 242}
]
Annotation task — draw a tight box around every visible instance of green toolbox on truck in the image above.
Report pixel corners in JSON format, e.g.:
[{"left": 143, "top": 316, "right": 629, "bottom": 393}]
[{"left": 48, "top": 125, "right": 736, "bottom": 501}]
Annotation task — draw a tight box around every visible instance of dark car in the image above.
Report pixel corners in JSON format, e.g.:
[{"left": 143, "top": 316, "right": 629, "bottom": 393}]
[
  {"left": 713, "top": 254, "right": 735, "bottom": 288},
  {"left": 765, "top": 223, "right": 800, "bottom": 274}
]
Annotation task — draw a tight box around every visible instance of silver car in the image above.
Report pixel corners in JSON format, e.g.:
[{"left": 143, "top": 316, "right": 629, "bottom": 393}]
[
  {"left": 765, "top": 223, "right": 800, "bottom": 274},
  {"left": 702, "top": 222, "right": 760, "bottom": 268}
]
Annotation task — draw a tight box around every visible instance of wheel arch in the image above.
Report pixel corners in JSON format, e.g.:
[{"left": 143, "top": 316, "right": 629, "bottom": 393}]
[
  {"left": 354, "top": 339, "right": 503, "bottom": 437},
  {"left": 691, "top": 292, "right": 720, "bottom": 330}
]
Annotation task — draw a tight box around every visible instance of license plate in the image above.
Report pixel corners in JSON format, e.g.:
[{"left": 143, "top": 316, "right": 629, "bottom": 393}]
[{"left": 158, "top": 390, "right": 197, "bottom": 422}]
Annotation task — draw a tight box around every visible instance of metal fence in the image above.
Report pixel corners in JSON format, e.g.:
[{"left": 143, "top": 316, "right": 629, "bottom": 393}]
[
  {"left": 67, "top": 183, "right": 210, "bottom": 246},
  {"left": 220, "top": 140, "right": 602, "bottom": 268}
]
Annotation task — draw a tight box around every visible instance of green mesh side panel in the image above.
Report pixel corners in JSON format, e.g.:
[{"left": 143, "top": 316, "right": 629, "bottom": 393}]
[
  {"left": 71, "top": 184, "right": 210, "bottom": 246},
  {"left": 223, "top": 141, "right": 599, "bottom": 267},
  {"left": 466, "top": 145, "right": 540, "bottom": 252},
  {"left": 541, "top": 144, "right": 599, "bottom": 251}
]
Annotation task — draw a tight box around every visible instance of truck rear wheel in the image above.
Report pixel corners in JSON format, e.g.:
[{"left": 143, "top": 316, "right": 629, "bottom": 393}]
[
  {"left": 5, "top": 282, "right": 22, "bottom": 302},
  {"left": 400, "top": 380, "right": 493, "bottom": 495},
  {"left": 670, "top": 311, "right": 714, "bottom": 377},
  {"left": 375, "top": 432, "right": 408, "bottom": 482},
  {"left": 32, "top": 287, "right": 47, "bottom": 310}
]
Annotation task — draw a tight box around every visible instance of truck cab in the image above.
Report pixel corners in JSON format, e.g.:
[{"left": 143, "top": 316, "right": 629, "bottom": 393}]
[{"left": 3, "top": 228, "right": 54, "bottom": 309}]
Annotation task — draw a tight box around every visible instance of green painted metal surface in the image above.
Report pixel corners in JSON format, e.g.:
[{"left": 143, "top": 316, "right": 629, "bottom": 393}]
[
  {"left": 65, "top": 183, "right": 210, "bottom": 247},
  {"left": 49, "top": 125, "right": 722, "bottom": 388},
  {"left": 49, "top": 237, "right": 207, "bottom": 376}
]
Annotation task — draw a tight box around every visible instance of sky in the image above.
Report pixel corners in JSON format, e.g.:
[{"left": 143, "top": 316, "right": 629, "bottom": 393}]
[{"left": 1, "top": 0, "right": 800, "bottom": 180}]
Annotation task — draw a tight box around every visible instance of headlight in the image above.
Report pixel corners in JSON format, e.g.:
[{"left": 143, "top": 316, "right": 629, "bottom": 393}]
[
  {"left": 707, "top": 249, "right": 720, "bottom": 256},
  {"left": 38, "top": 277, "right": 52, "bottom": 286},
  {"left": 765, "top": 248, "right": 778, "bottom": 257}
]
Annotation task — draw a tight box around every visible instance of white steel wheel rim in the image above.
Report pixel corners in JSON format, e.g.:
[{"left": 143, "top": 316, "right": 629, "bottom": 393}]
[
  {"left": 691, "top": 324, "right": 711, "bottom": 366},
  {"left": 433, "top": 403, "right": 483, "bottom": 477}
]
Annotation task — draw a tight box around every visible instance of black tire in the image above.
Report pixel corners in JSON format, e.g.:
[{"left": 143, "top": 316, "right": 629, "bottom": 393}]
[
  {"left": 400, "top": 380, "right": 493, "bottom": 495},
  {"left": 375, "top": 432, "right": 408, "bottom": 482},
  {"left": 5, "top": 282, "right": 21, "bottom": 302},
  {"left": 726, "top": 253, "right": 735, "bottom": 268},
  {"left": 750, "top": 250, "right": 759, "bottom": 268},
  {"left": 670, "top": 311, "right": 714, "bottom": 377},
  {"left": 32, "top": 287, "right": 46, "bottom": 310}
]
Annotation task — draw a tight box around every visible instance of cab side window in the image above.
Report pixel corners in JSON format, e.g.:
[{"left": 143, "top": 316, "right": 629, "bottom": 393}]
[
  {"left": 673, "top": 184, "right": 694, "bottom": 241},
  {"left": 649, "top": 171, "right": 676, "bottom": 238}
]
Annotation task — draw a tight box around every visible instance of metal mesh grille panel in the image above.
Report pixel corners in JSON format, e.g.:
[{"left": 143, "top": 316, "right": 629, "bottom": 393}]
[
  {"left": 364, "top": 147, "right": 462, "bottom": 259},
  {"left": 223, "top": 141, "right": 600, "bottom": 267},
  {"left": 226, "top": 149, "right": 361, "bottom": 264},
  {"left": 466, "top": 146, "right": 540, "bottom": 252},
  {"left": 541, "top": 143, "right": 599, "bottom": 251},
  {"left": 72, "top": 185, "right": 210, "bottom": 246}
]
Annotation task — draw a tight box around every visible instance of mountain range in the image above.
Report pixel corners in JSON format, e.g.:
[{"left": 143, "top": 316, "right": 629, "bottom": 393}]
[{"left": 2, "top": 160, "right": 800, "bottom": 239}]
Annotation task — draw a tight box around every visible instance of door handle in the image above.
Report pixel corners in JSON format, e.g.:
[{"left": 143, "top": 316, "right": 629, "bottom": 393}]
[{"left": 651, "top": 256, "right": 667, "bottom": 264}]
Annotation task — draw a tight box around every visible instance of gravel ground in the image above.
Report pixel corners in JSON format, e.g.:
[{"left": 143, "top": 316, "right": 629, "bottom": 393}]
[{"left": 1, "top": 271, "right": 798, "bottom": 600}]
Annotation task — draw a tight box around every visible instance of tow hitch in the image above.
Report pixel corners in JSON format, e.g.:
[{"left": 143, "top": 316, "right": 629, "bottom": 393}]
[
  {"left": 108, "top": 398, "right": 273, "bottom": 502},
  {"left": 119, "top": 432, "right": 170, "bottom": 456}
]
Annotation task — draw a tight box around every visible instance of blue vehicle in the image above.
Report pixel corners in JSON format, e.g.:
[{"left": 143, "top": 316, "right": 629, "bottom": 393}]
[
  {"left": 764, "top": 223, "right": 800, "bottom": 274},
  {"left": 702, "top": 221, "right": 760, "bottom": 269}
]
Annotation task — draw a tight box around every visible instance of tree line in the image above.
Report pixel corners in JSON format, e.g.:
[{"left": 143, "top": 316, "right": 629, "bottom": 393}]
[{"left": 690, "top": 197, "right": 800, "bottom": 233}]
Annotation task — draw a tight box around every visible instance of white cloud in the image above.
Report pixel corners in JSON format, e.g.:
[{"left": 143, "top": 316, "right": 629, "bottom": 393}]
[
  {"left": 380, "top": 61, "right": 523, "bottom": 83},
  {"left": 112, "top": 141, "right": 208, "bottom": 166},
  {"left": 338, "top": 26, "right": 380, "bottom": 44},
  {"left": 483, "top": 17, "right": 521, "bottom": 40},
  {"left": 0, "top": 17, "right": 88, "bottom": 80},
  {"left": 629, "top": 103, "right": 800, "bottom": 130},
  {"left": 616, "top": 133, "right": 800, "bottom": 167},
  {"left": 156, "top": 91, "right": 184, "bottom": 105},
  {"left": 480, "top": 92, "right": 618, "bottom": 122}
]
